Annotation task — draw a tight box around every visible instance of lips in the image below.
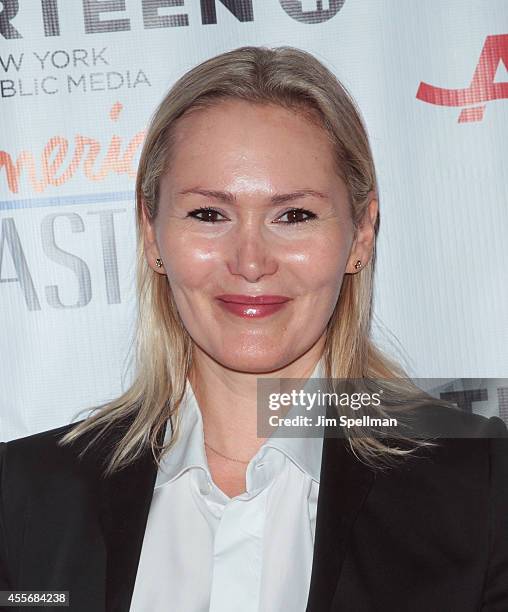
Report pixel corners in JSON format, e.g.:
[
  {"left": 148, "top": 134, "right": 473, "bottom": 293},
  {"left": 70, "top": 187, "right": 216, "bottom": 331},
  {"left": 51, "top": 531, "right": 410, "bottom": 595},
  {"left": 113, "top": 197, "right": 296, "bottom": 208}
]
[
  {"left": 215, "top": 294, "right": 292, "bottom": 319},
  {"left": 216, "top": 294, "right": 291, "bottom": 305}
]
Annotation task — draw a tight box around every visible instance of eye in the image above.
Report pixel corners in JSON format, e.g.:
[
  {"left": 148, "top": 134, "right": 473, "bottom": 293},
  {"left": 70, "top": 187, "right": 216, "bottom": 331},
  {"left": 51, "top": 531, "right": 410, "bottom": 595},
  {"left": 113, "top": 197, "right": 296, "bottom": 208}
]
[
  {"left": 187, "top": 207, "right": 227, "bottom": 223},
  {"left": 275, "top": 207, "right": 318, "bottom": 224},
  {"left": 186, "top": 206, "right": 318, "bottom": 224}
]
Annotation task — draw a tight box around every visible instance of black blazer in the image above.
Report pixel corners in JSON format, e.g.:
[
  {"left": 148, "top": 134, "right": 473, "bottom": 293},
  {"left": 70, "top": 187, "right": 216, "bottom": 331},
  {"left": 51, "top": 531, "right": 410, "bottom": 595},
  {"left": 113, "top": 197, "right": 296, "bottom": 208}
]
[{"left": 1, "top": 405, "right": 508, "bottom": 612}]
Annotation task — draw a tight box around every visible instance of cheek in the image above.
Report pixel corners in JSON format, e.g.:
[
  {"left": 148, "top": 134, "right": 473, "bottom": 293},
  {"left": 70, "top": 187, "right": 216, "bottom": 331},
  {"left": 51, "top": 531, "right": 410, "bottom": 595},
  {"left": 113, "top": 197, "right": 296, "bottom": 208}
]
[
  {"left": 287, "top": 234, "right": 350, "bottom": 294},
  {"left": 159, "top": 231, "right": 219, "bottom": 290}
]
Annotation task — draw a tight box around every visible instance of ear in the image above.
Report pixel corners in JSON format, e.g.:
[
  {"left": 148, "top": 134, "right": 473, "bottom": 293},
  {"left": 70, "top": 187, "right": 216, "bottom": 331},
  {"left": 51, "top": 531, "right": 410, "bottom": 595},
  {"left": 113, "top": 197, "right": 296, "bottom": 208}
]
[
  {"left": 346, "top": 194, "right": 378, "bottom": 274},
  {"left": 141, "top": 199, "right": 165, "bottom": 274}
]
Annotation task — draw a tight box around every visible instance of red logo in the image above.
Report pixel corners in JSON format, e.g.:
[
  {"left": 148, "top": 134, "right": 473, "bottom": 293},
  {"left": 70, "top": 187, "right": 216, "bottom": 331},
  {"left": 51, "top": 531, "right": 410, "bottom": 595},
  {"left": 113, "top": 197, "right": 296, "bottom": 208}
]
[{"left": 416, "top": 34, "right": 508, "bottom": 122}]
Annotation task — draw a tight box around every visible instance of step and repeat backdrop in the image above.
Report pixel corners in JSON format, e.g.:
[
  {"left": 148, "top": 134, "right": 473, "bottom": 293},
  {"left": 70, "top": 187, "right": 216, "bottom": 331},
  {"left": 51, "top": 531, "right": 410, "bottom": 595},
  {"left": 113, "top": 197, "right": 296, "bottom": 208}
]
[{"left": 1, "top": 0, "right": 507, "bottom": 440}]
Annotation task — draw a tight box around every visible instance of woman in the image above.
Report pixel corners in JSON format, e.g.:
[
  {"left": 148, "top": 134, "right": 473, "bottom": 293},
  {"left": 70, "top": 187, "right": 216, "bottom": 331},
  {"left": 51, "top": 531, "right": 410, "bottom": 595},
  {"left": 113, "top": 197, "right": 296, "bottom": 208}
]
[{"left": 1, "top": 46, "right": 507, "bottom": 612}]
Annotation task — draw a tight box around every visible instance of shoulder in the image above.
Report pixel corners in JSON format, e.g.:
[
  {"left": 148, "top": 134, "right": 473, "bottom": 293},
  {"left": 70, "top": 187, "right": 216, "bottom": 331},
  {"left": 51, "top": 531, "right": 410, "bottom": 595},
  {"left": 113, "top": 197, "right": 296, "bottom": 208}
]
[
  {"left": 0, "top": 418, "right": 121, "bottom": 501},
  {"left": 384, "top": 402, "right": 508, "bottom": 465},
  {"left": 368, "top": 407, "right": 508, "bottom": 522},
  {"left": 374, "top": 405, "right": 508, "bottom": 489},
  {"left": 1, "top": 420, "right": 88, "bottom": 477},
  {"left": 401, "top": 401, "right": 508, "bottom": 439},
  {"left": 2, "top": 420, "right": 84, "bottom": 452}
]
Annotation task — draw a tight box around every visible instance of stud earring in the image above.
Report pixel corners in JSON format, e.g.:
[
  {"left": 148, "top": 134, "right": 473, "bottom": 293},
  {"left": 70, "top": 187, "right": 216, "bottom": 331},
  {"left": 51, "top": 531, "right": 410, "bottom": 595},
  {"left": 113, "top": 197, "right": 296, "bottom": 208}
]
[
  {"left": 155, "top": 258, "right": 163, "bottom": 268},
  {"left": 354, "top": 260, "right": 362, "bottom": 270}
]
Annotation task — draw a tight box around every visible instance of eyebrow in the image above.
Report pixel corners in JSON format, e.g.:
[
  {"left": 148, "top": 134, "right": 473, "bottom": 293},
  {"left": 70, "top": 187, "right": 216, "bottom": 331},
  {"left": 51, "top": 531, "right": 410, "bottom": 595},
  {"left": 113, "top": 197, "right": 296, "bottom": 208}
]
[{"left": 177, "top": 188, "right": 329, "bottom": 205}]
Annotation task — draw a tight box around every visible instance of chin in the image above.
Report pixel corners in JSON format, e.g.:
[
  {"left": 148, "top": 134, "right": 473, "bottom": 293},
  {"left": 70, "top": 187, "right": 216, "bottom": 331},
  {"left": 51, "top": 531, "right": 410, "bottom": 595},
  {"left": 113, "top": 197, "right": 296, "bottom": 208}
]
[
  {"left": 191, "top": 331, "right": 297, "bottom": 374},
  {"left": 217, "top": 348, "right": 291, "bottom": 375}
]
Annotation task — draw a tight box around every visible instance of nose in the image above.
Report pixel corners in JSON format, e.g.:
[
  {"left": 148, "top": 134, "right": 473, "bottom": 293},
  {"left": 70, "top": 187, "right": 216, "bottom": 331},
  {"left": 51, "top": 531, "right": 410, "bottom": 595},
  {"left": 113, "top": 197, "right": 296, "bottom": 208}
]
[{"left": 226, "top": 220, "right": 278, "bottom": 283}]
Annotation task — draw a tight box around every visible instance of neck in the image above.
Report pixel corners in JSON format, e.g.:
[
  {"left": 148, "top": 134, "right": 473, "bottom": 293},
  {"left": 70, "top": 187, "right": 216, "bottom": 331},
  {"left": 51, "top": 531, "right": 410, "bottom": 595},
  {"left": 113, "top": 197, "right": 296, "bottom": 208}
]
[{"left": 188, "top": 343, "right": 325, "bottom": 460}]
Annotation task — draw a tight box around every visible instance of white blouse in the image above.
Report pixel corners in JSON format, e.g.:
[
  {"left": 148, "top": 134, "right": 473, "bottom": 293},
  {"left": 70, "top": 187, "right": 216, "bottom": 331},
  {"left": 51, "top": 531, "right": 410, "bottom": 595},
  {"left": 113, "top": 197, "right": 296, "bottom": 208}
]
[{"left": 129, "top": 359, "right": 325, "bottom": 612}]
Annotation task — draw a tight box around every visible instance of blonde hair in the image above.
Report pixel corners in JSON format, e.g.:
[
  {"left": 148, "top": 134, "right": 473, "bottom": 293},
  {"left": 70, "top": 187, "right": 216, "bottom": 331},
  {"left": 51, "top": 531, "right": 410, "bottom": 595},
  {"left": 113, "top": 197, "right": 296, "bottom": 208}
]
[{"left": 59, "top": 45, "right": 447, "bottom": 475}]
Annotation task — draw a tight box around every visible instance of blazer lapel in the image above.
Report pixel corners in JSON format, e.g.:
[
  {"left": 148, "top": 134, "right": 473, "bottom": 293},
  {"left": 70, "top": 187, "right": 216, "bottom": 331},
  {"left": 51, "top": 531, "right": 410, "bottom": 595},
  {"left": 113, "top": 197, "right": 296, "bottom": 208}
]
[
  {"left": 98, "top": 419, "right": 164, "bottom": 612},
  {"left": 306, "top": 423, "right": 376, "bottom": 611}
]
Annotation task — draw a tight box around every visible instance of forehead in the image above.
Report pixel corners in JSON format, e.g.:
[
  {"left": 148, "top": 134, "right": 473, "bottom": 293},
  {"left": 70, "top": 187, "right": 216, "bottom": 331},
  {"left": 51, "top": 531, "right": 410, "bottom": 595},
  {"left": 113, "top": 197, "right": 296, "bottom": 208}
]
[{"left": 164, "top": 99, "right": 339, "bottom": 188}]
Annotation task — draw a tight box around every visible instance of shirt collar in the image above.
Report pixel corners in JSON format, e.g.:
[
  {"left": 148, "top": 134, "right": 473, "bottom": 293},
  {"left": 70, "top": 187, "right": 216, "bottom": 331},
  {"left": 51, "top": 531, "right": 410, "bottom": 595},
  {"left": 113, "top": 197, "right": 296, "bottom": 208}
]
[
  {"left": 155, "top": 356, "right": 326, "bottom": 489},
  {"left": 262, "top": 357, "right": 325, "bottom": 483},
  {"left": 154, "top": 381, "right": 207, "bottom": 489}
]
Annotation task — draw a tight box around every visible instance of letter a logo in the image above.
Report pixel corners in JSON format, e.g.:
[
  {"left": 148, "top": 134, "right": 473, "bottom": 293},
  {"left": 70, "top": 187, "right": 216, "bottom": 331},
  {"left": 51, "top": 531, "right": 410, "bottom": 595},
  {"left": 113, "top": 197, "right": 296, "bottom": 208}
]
[{"left": 416, "top": 34, "right": 508, "bottom": 122}]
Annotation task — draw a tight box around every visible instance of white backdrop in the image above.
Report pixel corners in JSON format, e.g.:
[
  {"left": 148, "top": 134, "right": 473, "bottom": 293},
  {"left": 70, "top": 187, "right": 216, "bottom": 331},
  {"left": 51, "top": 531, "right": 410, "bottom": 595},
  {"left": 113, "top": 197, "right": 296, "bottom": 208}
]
[{"left": 1, "top": 0, "right": 507, "bottom": 440}]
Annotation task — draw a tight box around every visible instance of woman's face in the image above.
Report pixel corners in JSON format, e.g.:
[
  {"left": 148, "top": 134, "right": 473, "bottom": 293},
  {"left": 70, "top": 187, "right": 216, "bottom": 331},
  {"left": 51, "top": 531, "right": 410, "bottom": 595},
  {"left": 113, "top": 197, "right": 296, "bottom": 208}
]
[{"left": 143, "top": 99, "right": 377, "bottom": 373}]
